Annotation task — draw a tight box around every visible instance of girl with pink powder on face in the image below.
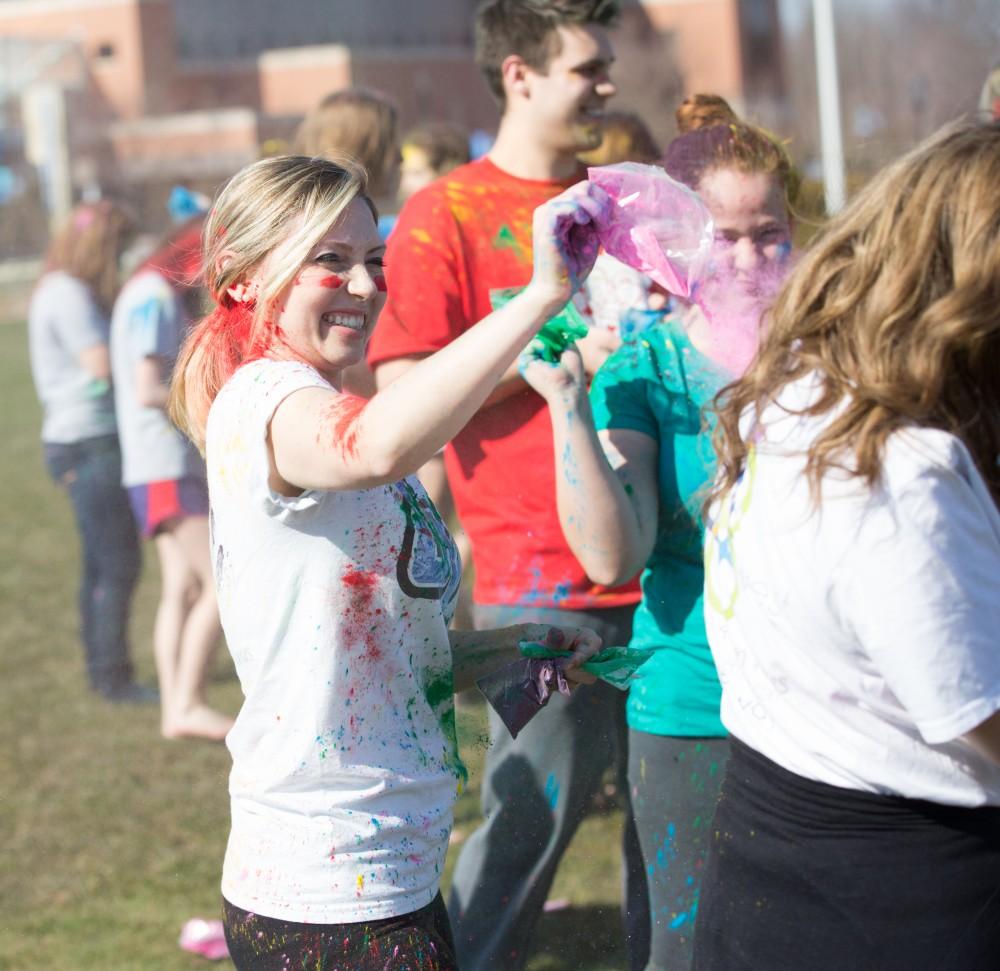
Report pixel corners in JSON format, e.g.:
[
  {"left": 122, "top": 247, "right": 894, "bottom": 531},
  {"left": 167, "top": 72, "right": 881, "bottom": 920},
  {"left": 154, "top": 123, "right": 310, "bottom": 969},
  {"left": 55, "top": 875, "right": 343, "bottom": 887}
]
[
  {"left": 168, "top": 154, "right": 609, "bottom": 971},
  {"left": 521, "top": 96, "right": 797, "bottom": 970}
]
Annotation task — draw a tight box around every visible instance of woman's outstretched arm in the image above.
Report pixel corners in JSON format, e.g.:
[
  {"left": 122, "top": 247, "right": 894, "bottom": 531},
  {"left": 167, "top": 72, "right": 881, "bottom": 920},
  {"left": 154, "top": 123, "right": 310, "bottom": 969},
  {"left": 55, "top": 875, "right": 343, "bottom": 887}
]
[
  {"left": 270, "top": 183, "right": 610, "bottom": 494},
  {"left": 449, "top": 623, "right": 602, "bottom": 693}
]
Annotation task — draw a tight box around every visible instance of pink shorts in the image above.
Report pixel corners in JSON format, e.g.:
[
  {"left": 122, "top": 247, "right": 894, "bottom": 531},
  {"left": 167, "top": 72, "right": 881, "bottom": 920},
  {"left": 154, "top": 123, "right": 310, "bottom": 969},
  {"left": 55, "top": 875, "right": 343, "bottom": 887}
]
[{"left": 127, "top": 476, "right": 209, "bottom": 539}]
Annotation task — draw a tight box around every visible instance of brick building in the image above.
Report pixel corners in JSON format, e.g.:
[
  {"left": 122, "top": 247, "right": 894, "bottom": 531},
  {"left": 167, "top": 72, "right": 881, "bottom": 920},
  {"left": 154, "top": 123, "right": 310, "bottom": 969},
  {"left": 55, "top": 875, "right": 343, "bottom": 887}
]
[{"left": 0, "top": 0, "right": 782, "bottom": 240}]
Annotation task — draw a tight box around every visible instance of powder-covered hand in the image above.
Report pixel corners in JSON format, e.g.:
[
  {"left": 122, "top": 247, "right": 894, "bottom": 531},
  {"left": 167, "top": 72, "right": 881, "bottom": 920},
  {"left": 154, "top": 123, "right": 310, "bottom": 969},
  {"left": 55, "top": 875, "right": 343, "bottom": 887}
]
[
  {"left": 518, "top": 339, "right": 585, "bottom": 405},
  {"left": 526, "top": 182, "right": 611, "bottom": 311}
]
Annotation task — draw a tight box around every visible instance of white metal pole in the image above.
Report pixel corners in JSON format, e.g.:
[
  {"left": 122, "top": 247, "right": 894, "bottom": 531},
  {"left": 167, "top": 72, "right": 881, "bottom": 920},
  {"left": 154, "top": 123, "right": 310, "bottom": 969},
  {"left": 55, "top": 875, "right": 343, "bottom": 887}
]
[{"left": 813, "top": 0, "right": 847, "bottom": 214}]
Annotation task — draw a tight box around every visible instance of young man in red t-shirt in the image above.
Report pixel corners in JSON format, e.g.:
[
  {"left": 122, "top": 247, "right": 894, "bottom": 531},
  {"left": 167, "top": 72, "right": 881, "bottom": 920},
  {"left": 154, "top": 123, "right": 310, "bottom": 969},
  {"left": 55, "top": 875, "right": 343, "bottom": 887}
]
[{"left": 369, "top": 2, "right": 648, "bottom": 968}]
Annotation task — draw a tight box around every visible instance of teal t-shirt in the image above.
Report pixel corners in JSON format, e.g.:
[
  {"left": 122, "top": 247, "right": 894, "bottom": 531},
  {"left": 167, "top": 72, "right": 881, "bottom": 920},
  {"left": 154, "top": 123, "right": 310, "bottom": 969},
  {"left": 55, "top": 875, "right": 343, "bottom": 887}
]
[{"left": 590, "top": 317, "right": 726, "bottom": 737}]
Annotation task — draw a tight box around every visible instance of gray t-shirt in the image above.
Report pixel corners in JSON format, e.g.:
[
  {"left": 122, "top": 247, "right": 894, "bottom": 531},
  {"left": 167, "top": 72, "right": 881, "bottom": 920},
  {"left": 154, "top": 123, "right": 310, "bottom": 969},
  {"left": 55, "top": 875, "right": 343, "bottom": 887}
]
[
  {"left": 110, "top": 269, "right": 204, "bottom": 486},
  {"left": 29, "top": 271, "right": 117, "bottom": 444}
]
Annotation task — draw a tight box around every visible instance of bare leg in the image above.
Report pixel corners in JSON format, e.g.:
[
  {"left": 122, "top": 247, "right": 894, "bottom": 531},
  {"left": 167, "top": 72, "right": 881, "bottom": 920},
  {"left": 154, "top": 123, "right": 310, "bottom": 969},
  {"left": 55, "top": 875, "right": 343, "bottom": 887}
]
[
  {"left": 152, "top": 527, "right": 191, "bottom": 723},
  {"left": 154, "top": 516, "right": 233, "bottom": 740}
]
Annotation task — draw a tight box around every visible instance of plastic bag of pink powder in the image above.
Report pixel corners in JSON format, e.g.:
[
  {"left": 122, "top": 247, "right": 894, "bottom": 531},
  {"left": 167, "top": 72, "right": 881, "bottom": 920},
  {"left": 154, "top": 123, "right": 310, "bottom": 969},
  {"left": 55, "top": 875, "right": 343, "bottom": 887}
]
[{"left": 587, "top": 162, "right": 714, "bottom": 299}]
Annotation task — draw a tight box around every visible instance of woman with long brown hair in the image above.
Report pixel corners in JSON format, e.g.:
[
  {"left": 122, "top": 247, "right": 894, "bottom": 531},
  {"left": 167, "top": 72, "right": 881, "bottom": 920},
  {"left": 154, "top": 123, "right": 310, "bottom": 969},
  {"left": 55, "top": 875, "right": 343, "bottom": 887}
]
[
  {"left": 695, "top": 120, "right": 1000, "bottom": 968},
  {"left": 28, "top": 201, "right": 150, "bottom": 702}
]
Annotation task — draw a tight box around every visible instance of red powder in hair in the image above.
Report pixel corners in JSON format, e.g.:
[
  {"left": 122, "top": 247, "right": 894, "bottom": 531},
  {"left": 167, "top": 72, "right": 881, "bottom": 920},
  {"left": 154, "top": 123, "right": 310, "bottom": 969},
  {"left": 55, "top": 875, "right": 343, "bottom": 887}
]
[
  {"left": 318, "top": 394, "right": 367, "bottom": 459},
  {"left": 137, "top": 218, "right": 205, "bottom": 288},
  {"left": 193, "top": 299, "right": 284, "bottom": 386}
]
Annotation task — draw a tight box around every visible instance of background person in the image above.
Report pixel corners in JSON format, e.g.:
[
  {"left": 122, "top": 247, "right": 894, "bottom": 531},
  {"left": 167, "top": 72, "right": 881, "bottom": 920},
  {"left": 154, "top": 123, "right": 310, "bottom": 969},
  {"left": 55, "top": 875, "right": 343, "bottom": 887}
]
[
  {"left": 28, "top": 201, "right": 149, "bottom": 703},
  {"left": 367, "top": 2, "right": 651, "bottom": 967},
  {"left": 294, "top": 86, "right": 401, "bottom": 397},
  {"left": 293, "top": 86, "right": 401, "bottom": 217},
  {"left": 111, "top": 218, "right": 231, "bottom": 741},
  {"left": 168, "top": 153, "right": 607, "bottom": 971},
  {"left": 398, "top": 121, "right": 471, "bottom": 203},
  {"left": 577, "top": 108, "right": 661, "bottom": 167},
  {"left": 695, "top": 119, "right": 1000, "bottom": 970},
  {"left": 521, "top": 95, "right": 798, "bottom": 970}
]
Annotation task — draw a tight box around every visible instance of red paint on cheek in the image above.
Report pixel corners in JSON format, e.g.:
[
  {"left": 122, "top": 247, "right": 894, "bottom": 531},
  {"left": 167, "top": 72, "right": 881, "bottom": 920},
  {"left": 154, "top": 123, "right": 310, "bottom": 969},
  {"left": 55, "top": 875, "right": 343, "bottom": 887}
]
[
  {"left": 316, "top": 274, "right": 345, "bottom": 289},
  {"left": 318, "top": 393, "right": 367, "bottom": 459},
  {"left": 373, "top": 274, "right": 388, "bottom": 293}
]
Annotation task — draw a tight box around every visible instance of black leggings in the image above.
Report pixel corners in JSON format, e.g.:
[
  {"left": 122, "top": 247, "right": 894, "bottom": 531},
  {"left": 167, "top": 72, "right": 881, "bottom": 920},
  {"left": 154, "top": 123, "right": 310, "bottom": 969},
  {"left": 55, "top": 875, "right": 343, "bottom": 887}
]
[
  {"left": 693, "top": 738, "right": 1000, "bottom": 971},
  {"left": 223, "top": 893, "right": 458, "bottom": 971}
]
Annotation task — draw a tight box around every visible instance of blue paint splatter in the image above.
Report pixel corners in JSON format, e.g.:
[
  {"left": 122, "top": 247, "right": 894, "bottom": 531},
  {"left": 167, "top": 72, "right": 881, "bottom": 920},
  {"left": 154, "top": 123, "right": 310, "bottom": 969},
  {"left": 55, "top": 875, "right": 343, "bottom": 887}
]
[{"left": 544, "top": 772, "right": 560, "bottom": 811}]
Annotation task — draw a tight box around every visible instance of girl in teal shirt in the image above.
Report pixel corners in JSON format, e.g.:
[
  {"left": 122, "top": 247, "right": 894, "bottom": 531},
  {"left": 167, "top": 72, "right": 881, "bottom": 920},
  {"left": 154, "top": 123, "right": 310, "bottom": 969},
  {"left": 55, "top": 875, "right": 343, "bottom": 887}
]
[{"left": 522, "top": 95, "right": 797, "bottom": 970}]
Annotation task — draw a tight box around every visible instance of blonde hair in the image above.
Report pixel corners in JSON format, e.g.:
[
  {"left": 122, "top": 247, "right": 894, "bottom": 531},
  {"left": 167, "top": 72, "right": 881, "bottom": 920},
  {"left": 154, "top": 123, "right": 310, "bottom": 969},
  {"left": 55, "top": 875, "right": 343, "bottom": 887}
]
[
  {"left": 169, "top": 154, "right": 373, "bottom": 450},
  {"left": 292, "top": 88, "right": 399, "bottom": 198},
  {"left": 401, "top": 121, "right": 470, "bottom": 177},
  {"left": 709, "top": 119, "right": 1000, "bottom": 511},
  {"left": 43, "top": 201, "right": 133, "bottom": 314},
  {"left": 577, "top": 110, "right": 660, "bottom": 166}
]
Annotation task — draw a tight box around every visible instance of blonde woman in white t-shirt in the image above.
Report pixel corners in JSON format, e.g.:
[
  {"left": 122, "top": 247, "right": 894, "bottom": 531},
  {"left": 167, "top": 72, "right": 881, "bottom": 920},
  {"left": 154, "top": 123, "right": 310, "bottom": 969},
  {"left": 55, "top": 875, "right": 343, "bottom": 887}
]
[
  {"left": 695, "top": 120, "right": 1000, "bottom": 969},
  {"left": 168, "top": 154, "right": 609, "bottom": 970}
]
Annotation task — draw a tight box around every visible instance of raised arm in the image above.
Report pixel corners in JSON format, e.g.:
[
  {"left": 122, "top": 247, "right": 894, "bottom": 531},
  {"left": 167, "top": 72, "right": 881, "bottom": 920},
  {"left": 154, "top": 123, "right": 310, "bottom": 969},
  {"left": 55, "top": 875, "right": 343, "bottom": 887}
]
[
  {"left": 270, "top": 183, "right": 610, "bottom": 494},
  {"left": 374, "top": 326, "right": 621, "bottom": 407},
  {"left": 521, "top": 346, "right": 658, "bottom": 586}
]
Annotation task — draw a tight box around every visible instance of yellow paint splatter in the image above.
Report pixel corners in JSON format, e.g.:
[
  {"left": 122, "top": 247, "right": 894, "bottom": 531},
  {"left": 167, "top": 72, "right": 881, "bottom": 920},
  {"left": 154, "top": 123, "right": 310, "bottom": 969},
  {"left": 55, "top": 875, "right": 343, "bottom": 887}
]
[{"left": 356, "top": 873, "right": 364, "bottom": 892}]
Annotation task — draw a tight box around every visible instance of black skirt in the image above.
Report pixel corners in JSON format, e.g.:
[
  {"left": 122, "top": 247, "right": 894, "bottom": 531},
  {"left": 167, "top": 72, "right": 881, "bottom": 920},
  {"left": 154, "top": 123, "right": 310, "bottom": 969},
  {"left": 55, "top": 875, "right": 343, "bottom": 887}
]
[{"left": 693, "top": 737, "right": 1000, "bottom": 971}]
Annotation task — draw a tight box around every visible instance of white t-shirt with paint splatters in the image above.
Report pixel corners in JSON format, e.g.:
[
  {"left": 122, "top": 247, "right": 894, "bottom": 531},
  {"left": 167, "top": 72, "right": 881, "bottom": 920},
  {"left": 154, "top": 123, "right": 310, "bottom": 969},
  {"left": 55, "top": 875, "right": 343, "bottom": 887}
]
[
  {"left": 207, "top": 358, "right": 464, "bottom": 924},
  {"left": 704, "top": 373, "right": 1000, "bottom": 807}
]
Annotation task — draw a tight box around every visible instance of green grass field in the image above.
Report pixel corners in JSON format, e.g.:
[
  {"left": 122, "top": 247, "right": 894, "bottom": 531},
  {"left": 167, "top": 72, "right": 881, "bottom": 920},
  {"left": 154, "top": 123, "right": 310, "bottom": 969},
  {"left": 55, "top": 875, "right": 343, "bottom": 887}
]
[{"left": 0, "top": 318, "right": 626, "bottom": 970}]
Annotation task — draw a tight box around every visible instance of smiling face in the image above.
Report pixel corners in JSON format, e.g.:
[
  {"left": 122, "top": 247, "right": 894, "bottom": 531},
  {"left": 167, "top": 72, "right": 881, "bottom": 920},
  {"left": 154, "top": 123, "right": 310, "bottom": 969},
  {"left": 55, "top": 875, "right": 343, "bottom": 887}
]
[
  {"left": 264, "top": 197, "right": 386, "bottom": 385},
  {"left": 523, "top": 24, "right": 616, "bottom": 154}
]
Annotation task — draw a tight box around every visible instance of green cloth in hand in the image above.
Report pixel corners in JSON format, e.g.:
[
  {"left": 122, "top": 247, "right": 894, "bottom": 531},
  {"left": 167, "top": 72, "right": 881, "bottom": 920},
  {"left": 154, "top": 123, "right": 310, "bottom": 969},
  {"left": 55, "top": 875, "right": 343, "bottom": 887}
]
[
  {"left": 489, "top": 286, "right": 590, "bottom": 363},
  {"left": 518, "top": 641, "right": 654, "bottom": 690}
]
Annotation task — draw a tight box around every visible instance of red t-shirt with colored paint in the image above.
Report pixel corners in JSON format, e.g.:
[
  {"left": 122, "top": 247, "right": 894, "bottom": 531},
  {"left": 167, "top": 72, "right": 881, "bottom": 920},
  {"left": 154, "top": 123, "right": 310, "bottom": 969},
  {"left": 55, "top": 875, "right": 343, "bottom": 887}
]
[{"left": 368, "top": 157, "right": 640, "bottom": 610}]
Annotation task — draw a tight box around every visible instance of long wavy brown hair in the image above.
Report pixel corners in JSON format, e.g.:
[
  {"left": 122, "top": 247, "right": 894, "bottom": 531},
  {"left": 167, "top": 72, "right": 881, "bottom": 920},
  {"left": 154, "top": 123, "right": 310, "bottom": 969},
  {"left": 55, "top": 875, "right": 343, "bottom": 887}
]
[{"left": 708, "top": 119, "right": 1000, "bottom": 511}]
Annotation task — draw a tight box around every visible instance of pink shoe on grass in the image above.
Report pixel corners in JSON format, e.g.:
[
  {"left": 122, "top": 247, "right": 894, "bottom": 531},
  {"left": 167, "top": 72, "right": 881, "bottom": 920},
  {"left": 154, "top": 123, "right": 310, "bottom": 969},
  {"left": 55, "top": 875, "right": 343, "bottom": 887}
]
[{"left": 179, "top": 918, "right": 229, "bottom": 961}]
